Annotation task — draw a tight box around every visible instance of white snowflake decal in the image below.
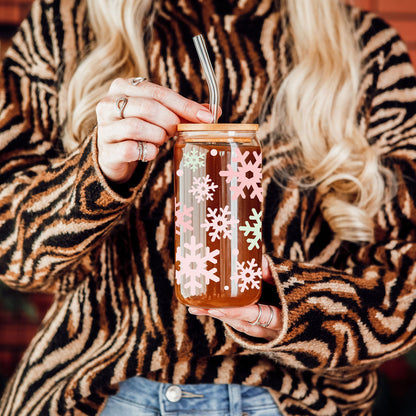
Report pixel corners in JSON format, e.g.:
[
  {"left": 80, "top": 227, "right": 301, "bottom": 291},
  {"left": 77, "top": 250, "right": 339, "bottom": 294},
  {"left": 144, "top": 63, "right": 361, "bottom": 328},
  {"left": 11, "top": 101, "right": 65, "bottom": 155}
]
[
  {"left": 239, "top": 208, "right": 262, "bottom": 250},
  {"left": 189, "top": 175, "right": 218, "bottom": 203},
  {"left": 231, "top": 259, "right": 262, "bottom": 293},
  {"left": 175, "top": 201, "right": 194, "bottom": 235},
  {"left": 219, "top": 148, "right": 263, "bottom": 201},
  {"left": 183, "top": 148, "right": 205, "bottom": 172},
  {"left": 176, "top": 236, "right": 220, "bottom": 296},
  {"left": 201, "top": 205, "right": 239, "bottom": 242}
]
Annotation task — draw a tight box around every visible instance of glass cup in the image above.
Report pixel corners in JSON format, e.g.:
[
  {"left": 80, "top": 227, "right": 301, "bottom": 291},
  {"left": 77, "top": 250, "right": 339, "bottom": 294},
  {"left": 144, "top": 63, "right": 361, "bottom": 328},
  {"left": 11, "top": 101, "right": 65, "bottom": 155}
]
[{"left": 174, "top": 124, "right": 263, "bottom": 308}]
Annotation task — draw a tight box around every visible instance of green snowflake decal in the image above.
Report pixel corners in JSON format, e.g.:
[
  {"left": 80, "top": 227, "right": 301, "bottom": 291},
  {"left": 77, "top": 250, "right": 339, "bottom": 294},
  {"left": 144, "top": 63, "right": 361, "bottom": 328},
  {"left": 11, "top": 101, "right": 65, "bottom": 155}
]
[
  {"left": 183, "top": 148, "right": 205, "bottom": 172},
  {"left": 239, "top": 208, "right": 262, "bottom": 250}
]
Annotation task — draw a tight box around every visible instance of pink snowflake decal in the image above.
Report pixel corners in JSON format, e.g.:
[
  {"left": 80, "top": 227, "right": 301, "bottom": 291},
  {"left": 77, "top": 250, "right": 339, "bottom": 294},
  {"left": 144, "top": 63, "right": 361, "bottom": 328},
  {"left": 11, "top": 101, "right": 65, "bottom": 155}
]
[
  {"left": 189, "top": 174, "right": 218, "bottom": 203},
  {"left": 219, "top": 148, "right": 262, "bottom": 201},
  {"left": 231, "top": 258, "right": 262, "bottom": 293},
  {"left": 201, "top": 205, "right": 239, "bottom": 242},
  {"left": 175, "top": 201, "right": 194, "bottom": 235},
  {"left": 176, "top": 236, "right": 220, "bottom": 296}
]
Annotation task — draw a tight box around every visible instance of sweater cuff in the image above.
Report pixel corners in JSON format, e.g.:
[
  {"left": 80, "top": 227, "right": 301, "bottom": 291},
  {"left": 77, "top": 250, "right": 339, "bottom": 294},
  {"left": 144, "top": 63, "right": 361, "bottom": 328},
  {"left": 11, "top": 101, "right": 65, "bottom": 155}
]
[{"left": 224, "top": 253, "right": 290, "bottom": 351}]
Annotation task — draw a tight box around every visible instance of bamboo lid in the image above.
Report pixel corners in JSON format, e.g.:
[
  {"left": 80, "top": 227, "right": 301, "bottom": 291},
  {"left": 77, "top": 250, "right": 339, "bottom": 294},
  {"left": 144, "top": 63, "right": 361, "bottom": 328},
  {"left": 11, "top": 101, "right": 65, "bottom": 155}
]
[{"left": 177, "top": 123, "right": 259, "bottom": 131}]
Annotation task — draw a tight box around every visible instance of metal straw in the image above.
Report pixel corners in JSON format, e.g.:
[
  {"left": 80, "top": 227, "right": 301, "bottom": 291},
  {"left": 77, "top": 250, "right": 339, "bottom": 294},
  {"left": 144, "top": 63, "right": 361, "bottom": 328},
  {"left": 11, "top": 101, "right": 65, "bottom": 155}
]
[{"left": 193, "top": 34, "right": 220, "bottom": 123}]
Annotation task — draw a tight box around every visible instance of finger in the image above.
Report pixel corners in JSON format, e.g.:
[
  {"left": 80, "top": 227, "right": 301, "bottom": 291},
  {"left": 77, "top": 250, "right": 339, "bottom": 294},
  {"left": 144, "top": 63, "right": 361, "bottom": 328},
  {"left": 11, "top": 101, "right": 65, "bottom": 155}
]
[
  {"left": 108, "top": 78, "right": 213, "bottom": 123},
  {"left": 211, "top": 305, "right": 281, "bottom": 331},
  {"left": 188, "top": 304, "right": 282, "bottom": 333},
  {"left": 99, "top": 139, "right": 159, "bottom": 165},
  {"left": 98, "top": 118, "right": 168, "bottom": 147},
  {"left": 262, "top": 255, "right": 274, "bottom": 285},
  {"left": 98, "top": 96, "right": 181, "bottom": 137},
  {"left": 220, "top": 317, "right": 279, "bottom": 341}
]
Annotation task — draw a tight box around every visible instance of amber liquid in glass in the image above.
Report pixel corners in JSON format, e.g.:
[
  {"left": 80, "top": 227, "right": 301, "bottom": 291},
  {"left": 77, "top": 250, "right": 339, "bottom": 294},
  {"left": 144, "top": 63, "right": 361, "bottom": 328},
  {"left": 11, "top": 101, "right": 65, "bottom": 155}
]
[{"left": 174, "top": 138, "right": 262, "bottom": 308}]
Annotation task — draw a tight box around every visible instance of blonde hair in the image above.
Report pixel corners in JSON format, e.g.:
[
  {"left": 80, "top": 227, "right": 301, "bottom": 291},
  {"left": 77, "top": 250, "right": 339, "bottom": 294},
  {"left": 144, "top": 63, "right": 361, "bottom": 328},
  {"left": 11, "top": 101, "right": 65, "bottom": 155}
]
[
  {"left": 65, "top": 0, "right": 391, "bottom": 243},
  {"left": 270, "top": 0, "right": 391, "bottom": 243},
  {"left": 64, "top": 0, "right": 155, "bottom": 150}
]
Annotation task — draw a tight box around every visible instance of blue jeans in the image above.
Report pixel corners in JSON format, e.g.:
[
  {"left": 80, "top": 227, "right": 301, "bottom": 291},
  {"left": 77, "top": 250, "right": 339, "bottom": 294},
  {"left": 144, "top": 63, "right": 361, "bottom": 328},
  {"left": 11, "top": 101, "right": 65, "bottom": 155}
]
[{"left": 100, "top": 377, "right": 282, "bottom": 416}]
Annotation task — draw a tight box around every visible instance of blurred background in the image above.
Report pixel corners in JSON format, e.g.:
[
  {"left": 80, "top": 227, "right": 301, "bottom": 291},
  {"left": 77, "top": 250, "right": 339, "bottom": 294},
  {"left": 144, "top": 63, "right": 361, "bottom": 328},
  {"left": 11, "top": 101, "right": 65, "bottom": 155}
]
[{"left": 0, "top": 0, "right": 416, "bottom": 414}]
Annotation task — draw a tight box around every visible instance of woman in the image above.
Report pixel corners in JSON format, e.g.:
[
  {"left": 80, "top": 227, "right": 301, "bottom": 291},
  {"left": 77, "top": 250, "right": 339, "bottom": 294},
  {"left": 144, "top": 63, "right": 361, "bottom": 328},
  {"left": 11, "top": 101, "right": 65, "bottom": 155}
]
[{"left": 1, "top": 0, "right": 415, "bottom": 414}]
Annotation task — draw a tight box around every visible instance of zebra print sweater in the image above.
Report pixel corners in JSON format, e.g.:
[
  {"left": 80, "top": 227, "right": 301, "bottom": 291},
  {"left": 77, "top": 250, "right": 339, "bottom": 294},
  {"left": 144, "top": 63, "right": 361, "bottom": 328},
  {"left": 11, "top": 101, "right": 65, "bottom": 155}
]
[{"left": 1, "top": 0, "right": 416, "bottom": 415}]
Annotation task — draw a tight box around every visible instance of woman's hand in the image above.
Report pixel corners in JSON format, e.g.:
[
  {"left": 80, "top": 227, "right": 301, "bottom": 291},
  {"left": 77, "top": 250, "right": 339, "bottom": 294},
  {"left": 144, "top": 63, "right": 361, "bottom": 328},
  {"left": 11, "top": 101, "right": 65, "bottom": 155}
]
[
  {"left": 96, "top": 77, "right": 214, "bottom": 183},
  {"left": 188, "top": 256, "right": 282, "bottom": 341}
]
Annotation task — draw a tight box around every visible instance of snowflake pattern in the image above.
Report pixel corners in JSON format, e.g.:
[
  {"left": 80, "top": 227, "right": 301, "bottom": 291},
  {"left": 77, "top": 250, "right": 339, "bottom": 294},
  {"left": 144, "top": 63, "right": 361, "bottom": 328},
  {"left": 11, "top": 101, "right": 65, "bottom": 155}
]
[
  {"left": 201, "top": 205, "right": 239, "bottom": 242},
  {"left": 231, "top": 259, "right": 262, "bottom": 293},
  {"left": 175, "top": 201, "right": 194, "bottom": 235},
  {"left": 189, "top": 175, "right": 218, "bottom": 203},
  {"left": 219, "top": 148, "right": 263, "bottom": 201},
  {"left": 239, "top": 208, "right": 262, "bottom": 250},
  {"left": 183, "top": 148, "right": 205, "bottom": 172},
  {"left": 176, "top": 236, "right": 220, "bottom": 296}
]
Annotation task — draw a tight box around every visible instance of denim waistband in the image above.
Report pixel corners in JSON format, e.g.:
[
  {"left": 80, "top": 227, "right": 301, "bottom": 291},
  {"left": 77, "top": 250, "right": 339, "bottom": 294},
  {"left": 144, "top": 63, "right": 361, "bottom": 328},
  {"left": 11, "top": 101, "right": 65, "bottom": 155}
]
[{"left": 101, "top": 376, "right": 282, "bottom": 416}]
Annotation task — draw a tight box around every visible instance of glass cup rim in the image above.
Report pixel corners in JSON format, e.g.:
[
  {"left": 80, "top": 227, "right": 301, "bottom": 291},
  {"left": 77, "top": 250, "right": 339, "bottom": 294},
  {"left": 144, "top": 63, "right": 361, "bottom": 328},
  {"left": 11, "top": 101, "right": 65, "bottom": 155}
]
[{"left": 177, "top": 123, "right": 259, "bottom": 132}]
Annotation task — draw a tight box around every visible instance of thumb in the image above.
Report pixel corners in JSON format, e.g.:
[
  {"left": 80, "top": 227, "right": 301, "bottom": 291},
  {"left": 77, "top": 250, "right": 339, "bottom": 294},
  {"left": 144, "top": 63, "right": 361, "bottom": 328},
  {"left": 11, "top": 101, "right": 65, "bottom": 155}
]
[{"left": 262, "top": 255, "right": 274, "bottom": 285}]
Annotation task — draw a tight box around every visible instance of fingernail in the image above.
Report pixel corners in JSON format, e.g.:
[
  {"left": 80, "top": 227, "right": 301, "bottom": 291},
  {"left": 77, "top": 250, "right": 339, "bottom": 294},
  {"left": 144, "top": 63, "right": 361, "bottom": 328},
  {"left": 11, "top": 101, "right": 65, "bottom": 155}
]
[
  {"left": 196, "top": 109, "right": 213, "bottom": 123},
  {"left": 208, "top": 309, "right": 225, "bottom": 318},
  {"left": 188, "top": 307, "right": 203, "bottom": 315}
]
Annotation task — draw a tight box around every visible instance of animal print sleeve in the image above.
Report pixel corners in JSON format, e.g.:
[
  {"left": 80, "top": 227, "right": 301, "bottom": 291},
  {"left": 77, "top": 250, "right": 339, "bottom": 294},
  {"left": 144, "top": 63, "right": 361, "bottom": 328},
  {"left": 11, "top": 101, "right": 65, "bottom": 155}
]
[
  {"left": 0, "top": 1, "right": 149, "bottom": 293},
  {"left": 225, "top": 17, "right": 416, "bottom": 373}
]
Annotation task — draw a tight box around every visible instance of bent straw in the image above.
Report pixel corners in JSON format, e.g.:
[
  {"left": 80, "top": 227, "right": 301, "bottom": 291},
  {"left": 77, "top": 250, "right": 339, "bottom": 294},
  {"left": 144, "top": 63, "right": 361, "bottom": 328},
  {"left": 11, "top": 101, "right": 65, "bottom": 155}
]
[{"left": 193, "top": 34, "right": 220, "bottom": 123}]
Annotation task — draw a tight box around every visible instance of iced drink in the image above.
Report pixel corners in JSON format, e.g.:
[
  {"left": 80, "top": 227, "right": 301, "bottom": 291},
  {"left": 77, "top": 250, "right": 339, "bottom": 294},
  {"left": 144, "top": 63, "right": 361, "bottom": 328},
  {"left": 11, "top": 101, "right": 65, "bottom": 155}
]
[{"left": 174, "top": 124, "right": 262, "bottom": 308}]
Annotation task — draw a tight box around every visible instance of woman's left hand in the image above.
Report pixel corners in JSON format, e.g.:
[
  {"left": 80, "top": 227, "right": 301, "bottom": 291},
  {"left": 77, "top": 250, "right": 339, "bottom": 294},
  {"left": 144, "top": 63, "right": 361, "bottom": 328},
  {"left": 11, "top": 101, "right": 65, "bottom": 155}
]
[{"left": 188, "top": 256, "right": 282, "bottom": 341}]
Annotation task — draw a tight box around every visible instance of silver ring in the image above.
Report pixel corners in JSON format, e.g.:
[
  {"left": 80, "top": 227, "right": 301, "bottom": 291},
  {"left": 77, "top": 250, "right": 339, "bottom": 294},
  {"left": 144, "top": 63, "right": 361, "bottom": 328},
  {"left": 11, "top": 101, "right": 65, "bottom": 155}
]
[
  {"left": 259, "top": 305, "right": 274, "bottom": 328},
  {"left": 132, "top": 77, "right": 147, "bottom": 86},
  {"left": 141, "top": 144, "right": 148, "bottom": 162},
  {"left": 116, "top": 97, "right": 127, "bottom": 119},
  {"left": 137, "top": 142, "right": 144, "bottom": 161},
  {"left": 249, "top": 304, "right": 262, "bottom": 326},
  {"left": 137, "top": 142, "right": 147, "bottom": 162}
]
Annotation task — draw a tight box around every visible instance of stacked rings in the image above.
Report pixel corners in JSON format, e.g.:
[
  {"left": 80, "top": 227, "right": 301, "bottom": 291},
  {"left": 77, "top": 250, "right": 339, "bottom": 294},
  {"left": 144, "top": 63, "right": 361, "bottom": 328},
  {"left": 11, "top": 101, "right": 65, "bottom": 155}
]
[
  {"left": 137, "top": 142, "right": 148, "bottom": 162},
  {"left": 249, "top": 304, "right": 274, "bottom": 328}
]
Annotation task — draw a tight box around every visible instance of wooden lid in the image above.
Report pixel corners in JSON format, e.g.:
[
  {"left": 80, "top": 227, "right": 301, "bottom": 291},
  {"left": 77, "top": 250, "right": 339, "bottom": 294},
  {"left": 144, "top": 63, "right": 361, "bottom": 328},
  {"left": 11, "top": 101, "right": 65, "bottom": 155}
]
[{"left": 177, "top": 123, "right": 259, "bottom": 131}]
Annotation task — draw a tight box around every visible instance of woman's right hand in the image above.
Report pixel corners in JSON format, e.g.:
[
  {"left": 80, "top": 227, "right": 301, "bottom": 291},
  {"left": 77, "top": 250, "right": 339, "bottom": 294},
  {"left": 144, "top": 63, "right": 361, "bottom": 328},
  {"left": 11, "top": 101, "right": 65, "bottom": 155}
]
[{"left": 96, "top": 77, "right": 214, "bottom": 184}]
